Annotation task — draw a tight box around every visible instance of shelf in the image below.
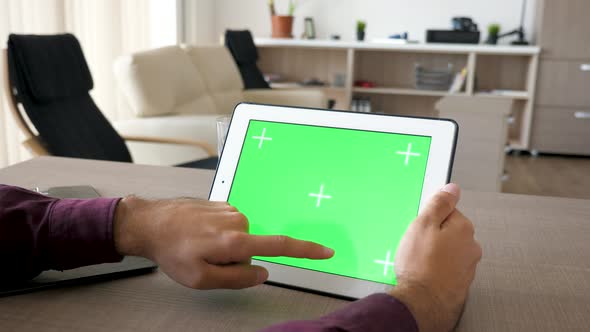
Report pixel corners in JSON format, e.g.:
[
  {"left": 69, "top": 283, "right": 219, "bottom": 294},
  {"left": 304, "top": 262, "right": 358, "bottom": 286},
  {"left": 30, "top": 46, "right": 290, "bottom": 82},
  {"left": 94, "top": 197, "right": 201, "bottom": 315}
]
[
  {"left": 270, "top": 83, "right": 346, "bottom": 94},
  {"left": 255, "top": 38, "right": 541, "bottom": 56},
  {"left": 353, "top": 87, "right": 467, "bottom": 97},
  {"left": 352, "top": 87, "right": 530, "bottom": 100},
  {"left": 474, "top": 91, "right": 530, "bottom": 100}
]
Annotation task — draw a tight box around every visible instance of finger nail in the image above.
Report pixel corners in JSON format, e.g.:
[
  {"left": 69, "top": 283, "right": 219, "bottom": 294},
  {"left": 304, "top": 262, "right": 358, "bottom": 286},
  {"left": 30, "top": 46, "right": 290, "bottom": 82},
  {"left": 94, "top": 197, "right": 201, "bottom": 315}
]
[
  {"left": 323, "top": 247, "right": 335, "bottom": 257},
  {"left": 441, "top": 183, "right": 460, "bottom": 197}
]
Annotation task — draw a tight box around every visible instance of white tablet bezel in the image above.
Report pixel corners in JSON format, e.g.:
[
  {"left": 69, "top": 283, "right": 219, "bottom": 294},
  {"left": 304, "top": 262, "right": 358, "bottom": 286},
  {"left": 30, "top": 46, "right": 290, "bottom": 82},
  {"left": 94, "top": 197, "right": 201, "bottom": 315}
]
[{"left": 209, "top": 103, "right": 458, "bottom": 299}]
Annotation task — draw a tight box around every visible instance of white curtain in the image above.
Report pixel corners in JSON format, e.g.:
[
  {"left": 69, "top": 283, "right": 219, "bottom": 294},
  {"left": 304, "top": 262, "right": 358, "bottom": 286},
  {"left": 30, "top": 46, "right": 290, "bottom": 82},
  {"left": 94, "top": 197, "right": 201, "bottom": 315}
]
[{"left": 0, "top": 0, "right": 151, "bottom": 167}]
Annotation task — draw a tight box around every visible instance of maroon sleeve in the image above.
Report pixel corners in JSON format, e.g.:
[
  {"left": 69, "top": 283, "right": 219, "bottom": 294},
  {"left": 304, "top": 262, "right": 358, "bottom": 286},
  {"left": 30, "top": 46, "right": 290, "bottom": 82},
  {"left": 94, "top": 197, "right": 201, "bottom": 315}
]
[
  {"left": 260, "top": 293, "right": 419, "bottom": 332},
  {"left": 0, "top": 184, "right": 123, "bottom": 282}
]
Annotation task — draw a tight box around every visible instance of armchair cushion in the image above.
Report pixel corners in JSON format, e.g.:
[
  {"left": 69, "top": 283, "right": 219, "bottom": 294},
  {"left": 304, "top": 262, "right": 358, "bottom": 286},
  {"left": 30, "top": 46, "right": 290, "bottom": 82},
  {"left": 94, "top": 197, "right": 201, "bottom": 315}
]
[
  {"left": 224, "top": 30, "right": 258, "bottom": 64},
  {"left": 224, "top": 30, "right": 270, "bottom": 89},
  {"left": 113, "top": 46, "right": 216, "bottom": 118},
  {"left": 184, "top": 46, "right": 243, "bottom": 114},
  {"left": 8, "top": 34, "right": 93, "bottom": 102}
]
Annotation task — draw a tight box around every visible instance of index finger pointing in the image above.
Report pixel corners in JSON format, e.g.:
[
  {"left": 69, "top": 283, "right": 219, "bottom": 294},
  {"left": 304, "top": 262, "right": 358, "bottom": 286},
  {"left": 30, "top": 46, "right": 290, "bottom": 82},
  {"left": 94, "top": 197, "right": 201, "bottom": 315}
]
[{"left": 240, "top": 235, "right": 335, "bottom": 261}]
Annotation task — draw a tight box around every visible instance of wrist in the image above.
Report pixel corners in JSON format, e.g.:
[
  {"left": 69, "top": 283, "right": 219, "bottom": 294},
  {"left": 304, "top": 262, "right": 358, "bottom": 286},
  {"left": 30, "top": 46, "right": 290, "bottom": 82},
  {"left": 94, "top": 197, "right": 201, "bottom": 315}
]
[
  {"left": 388, "top": 280, "right": 451, "bottom": 332},
  {"left": 113, "top": 195, "right": 151, "bottom": 258}
]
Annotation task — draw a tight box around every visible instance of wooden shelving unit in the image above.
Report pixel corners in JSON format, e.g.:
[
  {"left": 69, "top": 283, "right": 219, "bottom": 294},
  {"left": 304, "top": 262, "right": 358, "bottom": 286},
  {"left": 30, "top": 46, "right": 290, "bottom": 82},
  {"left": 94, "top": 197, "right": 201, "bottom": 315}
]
[{"left": 256, "top": 38, "right": 540, "bottom": 150}]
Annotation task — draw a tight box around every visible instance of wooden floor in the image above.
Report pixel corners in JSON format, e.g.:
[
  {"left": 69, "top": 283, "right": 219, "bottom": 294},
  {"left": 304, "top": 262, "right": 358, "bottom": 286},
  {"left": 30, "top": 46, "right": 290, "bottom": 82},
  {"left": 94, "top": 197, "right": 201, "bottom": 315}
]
[{"left": 502, "top": 154, "right": 590, "bottom": 199}]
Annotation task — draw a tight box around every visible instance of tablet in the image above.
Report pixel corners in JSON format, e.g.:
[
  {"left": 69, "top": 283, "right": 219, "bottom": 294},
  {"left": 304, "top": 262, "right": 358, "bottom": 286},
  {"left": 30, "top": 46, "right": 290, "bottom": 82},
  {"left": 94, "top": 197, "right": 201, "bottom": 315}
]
[{"left": 209, "top": 103, "right": 458, "bottom": 299}]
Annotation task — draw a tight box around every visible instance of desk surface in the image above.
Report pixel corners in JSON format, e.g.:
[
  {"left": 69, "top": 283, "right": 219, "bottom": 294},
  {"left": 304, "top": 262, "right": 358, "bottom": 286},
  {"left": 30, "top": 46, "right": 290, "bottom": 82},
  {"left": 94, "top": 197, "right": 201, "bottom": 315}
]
[{"left": 0, "top": 157, "right": 588, "bottom": 331}]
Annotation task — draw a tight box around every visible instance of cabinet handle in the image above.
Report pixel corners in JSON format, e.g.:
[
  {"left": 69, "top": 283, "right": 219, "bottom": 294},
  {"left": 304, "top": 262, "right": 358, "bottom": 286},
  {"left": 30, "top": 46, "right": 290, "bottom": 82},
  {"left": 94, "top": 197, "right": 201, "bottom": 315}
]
[
  {"left": 581, "top": 64, "right": 590, "bottom": 72},
  {"left": 574, "top": 112, "right": 590, "bottom": 119}
]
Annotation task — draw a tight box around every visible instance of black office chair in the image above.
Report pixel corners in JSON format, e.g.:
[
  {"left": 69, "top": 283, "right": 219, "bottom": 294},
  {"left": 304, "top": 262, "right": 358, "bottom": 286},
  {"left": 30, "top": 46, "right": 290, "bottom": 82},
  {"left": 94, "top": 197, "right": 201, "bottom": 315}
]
[
  {"left": 5, "top": 34, "right": 218, "bottom": 169},
  {"left": 224, "top": 30, "right": 270, "bottom": 90}
]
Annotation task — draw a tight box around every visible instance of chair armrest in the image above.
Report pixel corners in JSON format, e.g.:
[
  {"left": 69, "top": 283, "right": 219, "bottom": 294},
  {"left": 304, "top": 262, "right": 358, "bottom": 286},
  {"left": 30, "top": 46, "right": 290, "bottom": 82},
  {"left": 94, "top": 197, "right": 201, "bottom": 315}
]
[
  {"left": 243, "top": 89, "right": 326, "bottom": 109},
  {"left": 122, "top": 135, "right": 216, "bottom": 157}
]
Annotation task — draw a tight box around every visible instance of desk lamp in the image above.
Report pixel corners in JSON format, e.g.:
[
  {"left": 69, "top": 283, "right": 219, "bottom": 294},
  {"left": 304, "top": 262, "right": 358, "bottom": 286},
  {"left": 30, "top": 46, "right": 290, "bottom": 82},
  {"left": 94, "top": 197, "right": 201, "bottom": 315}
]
[{"left": 498, "top": 0, "right": 529, "bottom": 45}]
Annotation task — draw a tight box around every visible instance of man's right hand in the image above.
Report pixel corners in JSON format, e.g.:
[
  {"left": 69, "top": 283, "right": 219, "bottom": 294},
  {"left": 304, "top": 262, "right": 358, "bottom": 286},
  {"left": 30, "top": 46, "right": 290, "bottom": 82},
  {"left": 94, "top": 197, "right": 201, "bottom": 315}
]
[
  {"left": 389, "top": 183, "right": 482, "bottom": 332},
  {"left": 113, "top": 196, "right": 334, "bottom": 290}
]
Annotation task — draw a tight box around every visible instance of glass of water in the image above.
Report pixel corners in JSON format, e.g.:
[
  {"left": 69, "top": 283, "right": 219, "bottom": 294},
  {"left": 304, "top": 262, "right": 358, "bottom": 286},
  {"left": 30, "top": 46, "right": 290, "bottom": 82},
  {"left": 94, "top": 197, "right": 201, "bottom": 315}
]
[{"left": 216, "top": 115, "right": 231, "bottom": 157}]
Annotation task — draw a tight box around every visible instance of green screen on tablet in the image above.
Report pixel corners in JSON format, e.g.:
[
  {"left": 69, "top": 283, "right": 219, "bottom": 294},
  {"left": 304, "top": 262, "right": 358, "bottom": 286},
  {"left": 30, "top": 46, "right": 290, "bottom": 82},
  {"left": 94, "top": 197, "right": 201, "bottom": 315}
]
[{"left": 227, "top": 120, "right": 432, "bottom": 285}]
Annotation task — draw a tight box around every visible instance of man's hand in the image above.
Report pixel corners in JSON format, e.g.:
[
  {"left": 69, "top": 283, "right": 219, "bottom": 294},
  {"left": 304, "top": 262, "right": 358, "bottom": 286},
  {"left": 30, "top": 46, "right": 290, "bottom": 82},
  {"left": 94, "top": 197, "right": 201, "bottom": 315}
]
[
  {"left": 113, "top": 197, "right": 334, "bottom": 289},
  {"left": 389, "top": 183, "right": 482, "bottom": 332}
]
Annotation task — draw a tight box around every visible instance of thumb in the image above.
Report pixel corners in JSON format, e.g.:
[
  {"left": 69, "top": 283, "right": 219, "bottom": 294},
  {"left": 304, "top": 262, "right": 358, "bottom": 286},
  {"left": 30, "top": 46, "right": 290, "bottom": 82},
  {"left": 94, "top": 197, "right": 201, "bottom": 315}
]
[
  {"left": 202, "top": 264, "right": 269, "bottom": 289},
  {"left": 418, "top": 183, "right": 461, "bottom": 227}
]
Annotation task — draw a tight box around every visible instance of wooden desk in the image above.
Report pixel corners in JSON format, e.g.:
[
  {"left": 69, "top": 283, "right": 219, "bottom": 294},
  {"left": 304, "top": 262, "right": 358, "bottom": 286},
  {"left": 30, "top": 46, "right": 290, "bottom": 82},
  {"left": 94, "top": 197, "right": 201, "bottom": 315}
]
[{"left": 0, "top": 157, "right": 588, "bottom": 331}]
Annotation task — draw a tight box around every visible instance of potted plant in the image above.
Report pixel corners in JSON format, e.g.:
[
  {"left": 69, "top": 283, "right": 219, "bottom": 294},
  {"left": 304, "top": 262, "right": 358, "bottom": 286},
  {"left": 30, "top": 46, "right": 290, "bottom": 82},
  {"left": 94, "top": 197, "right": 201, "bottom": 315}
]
[
  {"left": 486, "top": 23, "right": 501, "bottom": 45},
  {"left": 356, "top": 20, "right": 367, "bottom": 41},
  {"left": 270, "top": 0, "right": 296, "bottom": 39}
]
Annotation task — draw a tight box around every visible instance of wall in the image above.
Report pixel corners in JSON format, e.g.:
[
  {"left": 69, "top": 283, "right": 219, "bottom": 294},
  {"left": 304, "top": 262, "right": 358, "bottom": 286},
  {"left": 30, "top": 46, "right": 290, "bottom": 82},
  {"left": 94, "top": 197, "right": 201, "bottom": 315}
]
[
  {"left": 150, "top": 0, "right": 179, "bottom": 47},
  {"left": 193, "top": 0, "right": 538, "bottom": 45},
  {"left": 182, "top": 0, "right": 216, "bottom": 44}
]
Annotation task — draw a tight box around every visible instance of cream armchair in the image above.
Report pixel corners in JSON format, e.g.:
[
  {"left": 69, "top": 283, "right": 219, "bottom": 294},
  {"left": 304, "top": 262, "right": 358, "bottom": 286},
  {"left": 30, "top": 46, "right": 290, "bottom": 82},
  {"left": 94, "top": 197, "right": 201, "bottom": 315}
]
[{"left": 113, "top": 45, "right": 325, "bottom": 166}]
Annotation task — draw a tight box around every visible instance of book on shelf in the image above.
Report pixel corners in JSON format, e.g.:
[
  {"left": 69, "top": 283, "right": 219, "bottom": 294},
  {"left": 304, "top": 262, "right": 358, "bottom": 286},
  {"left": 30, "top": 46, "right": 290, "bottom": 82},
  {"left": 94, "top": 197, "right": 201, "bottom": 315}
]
[{"left": 448, "top": 67, "right": 468, "bottom": 94}]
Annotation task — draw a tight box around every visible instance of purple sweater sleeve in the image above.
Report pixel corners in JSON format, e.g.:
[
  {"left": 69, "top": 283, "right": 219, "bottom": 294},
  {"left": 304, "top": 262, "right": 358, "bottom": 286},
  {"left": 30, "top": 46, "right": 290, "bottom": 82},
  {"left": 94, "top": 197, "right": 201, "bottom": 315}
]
[
  {"left": 0, "top": 184, "right": 123, "bottom": 282},
  {"left": 260, "top": 293, "right": 419, "bottom": 332}
]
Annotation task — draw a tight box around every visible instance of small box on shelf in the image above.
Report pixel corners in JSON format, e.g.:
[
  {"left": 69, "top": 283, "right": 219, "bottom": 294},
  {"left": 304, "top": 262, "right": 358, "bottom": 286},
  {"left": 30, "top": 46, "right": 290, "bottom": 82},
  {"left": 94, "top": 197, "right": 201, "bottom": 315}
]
[{"left": 351, "top": 97, "right": 372, "bottom": 113}]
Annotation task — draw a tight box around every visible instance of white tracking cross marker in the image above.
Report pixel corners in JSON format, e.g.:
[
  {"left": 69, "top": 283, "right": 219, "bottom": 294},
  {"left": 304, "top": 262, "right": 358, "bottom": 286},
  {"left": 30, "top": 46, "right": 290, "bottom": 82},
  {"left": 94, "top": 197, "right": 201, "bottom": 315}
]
[
  {"left": 252, "top": 128, "right": 273, "bottom": 149},
  {"left": 374, "top": 250, "right": 395, "bottom": 276},
  {"left": 308, "top": 184, "right": 332, "bottom": 208},
  {"left": 396, "top": 142, "right": 421, "bottom": 166}
]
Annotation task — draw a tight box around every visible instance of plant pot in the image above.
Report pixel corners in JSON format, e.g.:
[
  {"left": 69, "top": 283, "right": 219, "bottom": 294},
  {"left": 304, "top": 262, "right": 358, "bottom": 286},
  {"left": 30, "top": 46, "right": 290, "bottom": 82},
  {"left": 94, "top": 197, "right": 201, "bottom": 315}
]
[
  {"left": 357, "top": 30, "right": 365, "bottom": 42},
  {"left": 271, "top": 15, "right": 294, "bottom": 39},
  {"left": 486, "top": 33, "right": 498, "bottom": 45}
]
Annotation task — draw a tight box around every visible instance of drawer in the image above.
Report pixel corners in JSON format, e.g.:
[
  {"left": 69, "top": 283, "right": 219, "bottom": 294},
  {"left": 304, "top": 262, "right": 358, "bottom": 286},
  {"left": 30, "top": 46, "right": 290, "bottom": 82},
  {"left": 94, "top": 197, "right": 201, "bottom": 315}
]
[
  {"left": 536, "top": 60, "right": 590, "bottom": 108},
  {"left": 538, "top": 0, "right": 590, "bottom": 60},
  {"left": 532, "top": 107, "right": 590, "bottom": 155}
]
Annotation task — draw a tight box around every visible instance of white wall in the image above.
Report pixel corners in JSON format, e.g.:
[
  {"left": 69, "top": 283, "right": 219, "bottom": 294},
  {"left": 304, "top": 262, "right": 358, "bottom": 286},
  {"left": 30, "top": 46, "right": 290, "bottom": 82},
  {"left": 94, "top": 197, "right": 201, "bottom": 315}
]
[
  {"left": 182, "top": 0, "right": 217, "bottom": 44},
  {"left": 149, "top": 0, "right": 179, "bottom": 47},
  {"left": 198, "top": 0, "right": 537, "bottom": 45}
]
